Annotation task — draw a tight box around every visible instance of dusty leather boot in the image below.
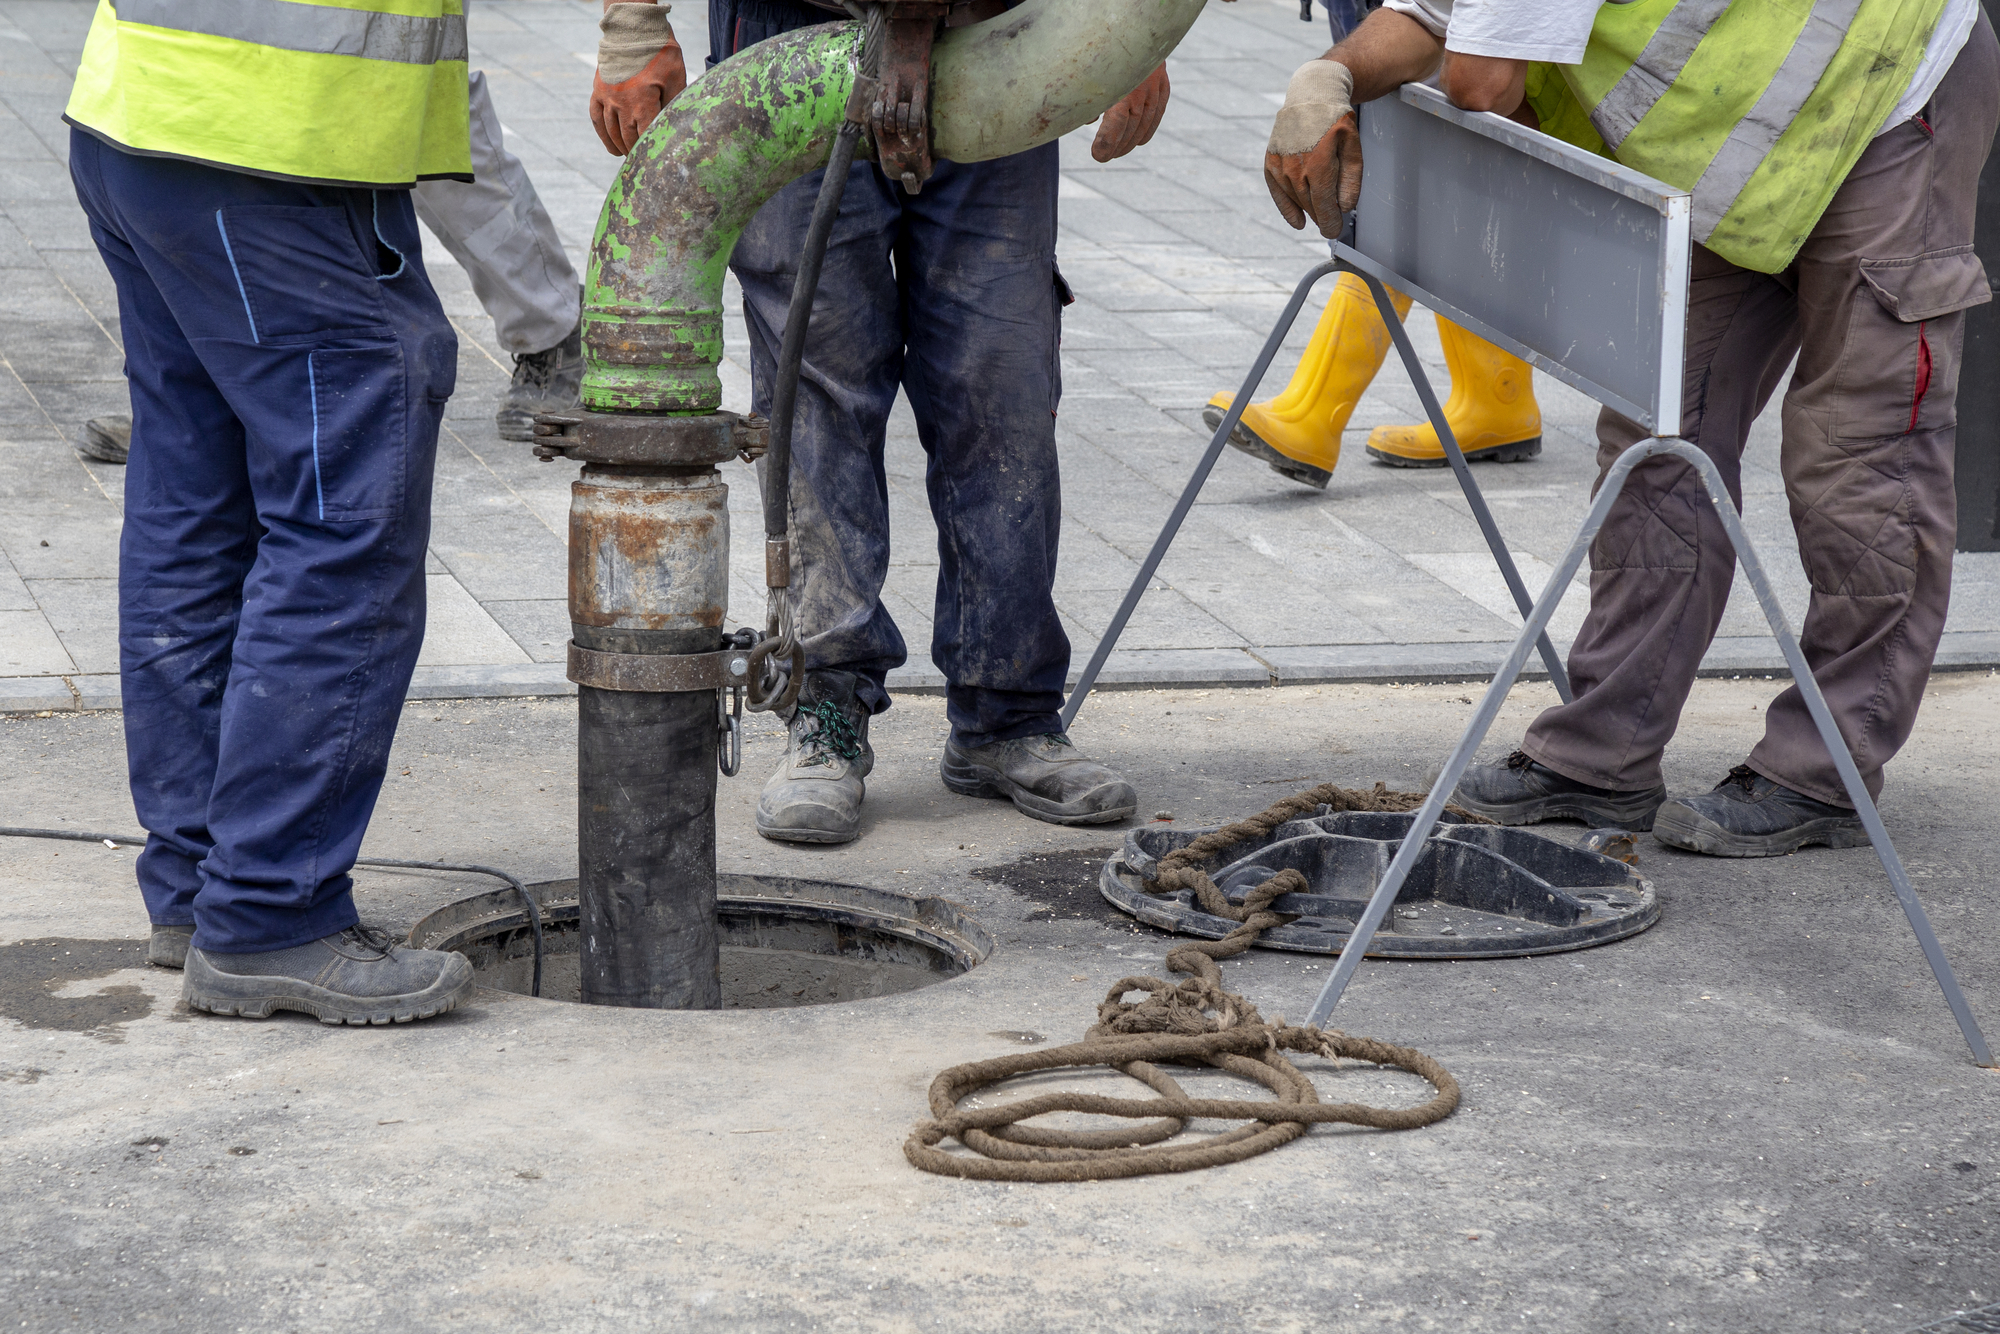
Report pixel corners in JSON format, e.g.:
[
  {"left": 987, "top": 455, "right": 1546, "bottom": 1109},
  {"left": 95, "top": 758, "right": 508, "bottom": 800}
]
[
  {"left": 496, "top": 318, "right": 583, "bottom": 442},
  {"left": 940, "top": 733, "right": 1137, "bottom": 826},
  {"left": 1652, "top": 764, "right": 1868, "bottom": 857},
  {"left": 148, "top": 923, "right": 193, "bottom": 969},
  {"left": 755, "top": 670, "right": 875, "bottom": 845},
  {"left": 182, "top": 924, "right": 474, "bottom": 1025},
  {"left": 1452, "top": 750, "right": 1666, "bottom": 830}
]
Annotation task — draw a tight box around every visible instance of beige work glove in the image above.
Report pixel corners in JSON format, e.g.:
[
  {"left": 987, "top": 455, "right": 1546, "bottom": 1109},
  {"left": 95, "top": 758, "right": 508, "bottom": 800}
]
[
  {"left": 591, "top": 2, "right": 688, "bottom": 156},
  {"left": 1264, "top": 59, "right": 1362, "bottom": 238}
]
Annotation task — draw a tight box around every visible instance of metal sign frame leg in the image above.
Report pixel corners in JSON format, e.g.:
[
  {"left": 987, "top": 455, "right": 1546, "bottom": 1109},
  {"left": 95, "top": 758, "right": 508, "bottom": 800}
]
[
  {"left": 1344, "top": 262, "right": 1572, "bottom": 702},
  {"left": 1061, "top": 257, "right": 1571, "bottom": 730},
  {"left": 1060, "top": 260, "right": 1340, "bottom": 731},
  {"left": 1300, "top": 438, "right": 1994, "bottom": 1069}
]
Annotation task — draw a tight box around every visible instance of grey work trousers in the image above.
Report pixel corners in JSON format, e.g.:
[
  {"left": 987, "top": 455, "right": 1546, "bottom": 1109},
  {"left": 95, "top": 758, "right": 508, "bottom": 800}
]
[
  {"left": 411, "top": 70, "right": 579, "bottom": 356},
  {"left": 1523, "top": 12, "right": 2000, "bottom": 809}
]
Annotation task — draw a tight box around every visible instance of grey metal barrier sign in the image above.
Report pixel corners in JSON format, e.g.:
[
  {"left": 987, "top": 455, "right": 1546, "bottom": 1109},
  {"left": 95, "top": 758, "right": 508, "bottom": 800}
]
[{"left": 1065, "top": 81, "right": 1992, "bottom": 1068}]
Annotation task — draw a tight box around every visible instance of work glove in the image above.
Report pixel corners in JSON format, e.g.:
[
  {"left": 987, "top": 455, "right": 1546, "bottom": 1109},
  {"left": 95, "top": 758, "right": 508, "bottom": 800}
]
[
  {"left": 591, "top": 2, "right": 688, "bottom": 157},
  {"left": 1091, "top": 64, "right": 1171, "bottom": 163},
  {"left": 1264, "top": 59, "right": 1362, "bottom": 238}
]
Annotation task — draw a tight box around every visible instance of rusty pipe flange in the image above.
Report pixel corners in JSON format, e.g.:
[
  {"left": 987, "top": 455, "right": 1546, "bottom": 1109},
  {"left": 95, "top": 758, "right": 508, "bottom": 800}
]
[{"left": 533, "top": 410, "right": 765, "bottom": 466}]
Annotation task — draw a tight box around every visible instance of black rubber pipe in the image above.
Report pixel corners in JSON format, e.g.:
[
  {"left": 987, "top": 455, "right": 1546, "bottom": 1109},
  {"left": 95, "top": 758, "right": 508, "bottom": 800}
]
[
  {"left": 576, "top": 622, "right": 723, "bottom": 1009},
  {"left": 760, "top": 119, "right": 865, "bottom": 547}
]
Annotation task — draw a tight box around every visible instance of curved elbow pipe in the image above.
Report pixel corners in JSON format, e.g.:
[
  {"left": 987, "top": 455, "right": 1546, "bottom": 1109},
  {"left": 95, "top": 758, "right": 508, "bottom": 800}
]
[{"left": 582, "top": 0, "right": 1209, "bottom": 414}]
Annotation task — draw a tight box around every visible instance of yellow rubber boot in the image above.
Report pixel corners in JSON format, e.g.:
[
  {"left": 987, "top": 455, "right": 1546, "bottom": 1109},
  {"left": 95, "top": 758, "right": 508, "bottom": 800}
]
[
  {"left": 1202, "top": 272, "right": 1412, "bottom": 490},
  {"left": 1364, "top": 317, "right": 1541, "bottom": 468}
]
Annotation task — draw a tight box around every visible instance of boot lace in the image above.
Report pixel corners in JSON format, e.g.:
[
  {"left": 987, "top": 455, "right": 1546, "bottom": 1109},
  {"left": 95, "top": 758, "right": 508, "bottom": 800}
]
[
  {"left": 337, "top": 924, "right": 398, "bottom": 958},
  {"left": 1722, "top": 764, "right": 1759, "bottom": 795},
  {"left": 1503, "top": 750, "right": 1534, "bottom": 771},
  {"left": 511, "top": 345, "right": 561, "bottom": 391},
  {"left": 795, "top": 699, "right": 863, "bottom": 768}
]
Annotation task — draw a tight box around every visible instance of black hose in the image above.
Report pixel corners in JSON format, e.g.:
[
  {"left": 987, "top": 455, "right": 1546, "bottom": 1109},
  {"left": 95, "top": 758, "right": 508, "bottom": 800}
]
[
  {"left": 759, "top": 4, "right": 886, "bottom": 550},
  {"left": 0, "top": 827, "right": 546, "bottom": 999},
  {"left": 759, "top": 119, "right": 865, "bottom": 548}
]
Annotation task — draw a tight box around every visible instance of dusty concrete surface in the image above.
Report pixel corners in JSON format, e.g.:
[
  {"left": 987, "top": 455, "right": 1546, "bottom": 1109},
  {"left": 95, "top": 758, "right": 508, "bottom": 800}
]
[{"left": 2, "top": 678, "right": 1996, "bottom": 1332}]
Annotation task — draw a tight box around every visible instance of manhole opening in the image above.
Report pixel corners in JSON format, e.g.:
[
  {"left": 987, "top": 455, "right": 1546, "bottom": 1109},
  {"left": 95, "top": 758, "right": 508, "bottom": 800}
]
[{"left": 407, "top": 875, "right": 992, "bottom": 1008}]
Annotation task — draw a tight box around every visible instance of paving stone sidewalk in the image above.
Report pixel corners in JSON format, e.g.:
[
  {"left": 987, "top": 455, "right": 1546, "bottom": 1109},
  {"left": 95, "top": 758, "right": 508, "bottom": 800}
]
[{"left": 3, "top": 0, "right": 1997, "bottom": 714}]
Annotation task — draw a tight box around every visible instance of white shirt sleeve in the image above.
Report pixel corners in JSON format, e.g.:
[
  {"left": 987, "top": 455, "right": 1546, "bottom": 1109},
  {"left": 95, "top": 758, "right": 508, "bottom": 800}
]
[
  {"left": 1380, "top": 0, "right": 1452, "bottom": 40},
  {"left": 1443, "top": 0, "right": 1602, "bottom": 63}
]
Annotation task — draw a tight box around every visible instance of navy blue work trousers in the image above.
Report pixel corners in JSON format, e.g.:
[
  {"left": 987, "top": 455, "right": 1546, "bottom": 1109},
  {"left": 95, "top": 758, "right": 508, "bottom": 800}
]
[
  {"left": 69, "top": 131, "right": 457, "bottom": 953},
  {"left": 714, "top": 2, "right": 1071, "bottom": 747}
]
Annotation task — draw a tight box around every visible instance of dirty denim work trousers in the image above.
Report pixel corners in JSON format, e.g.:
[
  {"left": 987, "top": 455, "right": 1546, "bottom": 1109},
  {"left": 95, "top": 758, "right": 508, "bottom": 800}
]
[
  {"left": 69, "top": 130, "right": 457, "bottom": 953},
  {"left": 1523, "top": 14, "right": 2000, "bottom": 808},
  {"left": 715, "top": 0, "right": 1070, "bottom": 748}
]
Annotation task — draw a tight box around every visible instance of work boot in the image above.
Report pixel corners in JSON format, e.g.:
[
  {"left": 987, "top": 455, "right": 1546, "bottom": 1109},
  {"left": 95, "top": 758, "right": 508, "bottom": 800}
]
[
  {"left": 756, "top": 670, "right": 874, "bottom": 845},
  {"left": 148, "top": 924, "right": 192, "bottom": 969},
  {"left": 1365, "top": 317, "right": 1541, "bottom": 467},
  {"left": 78, "top": 415, "right": 131, "bottom": 465},
  {"left": 1452, "top": 750, "right": 1667, "bottom": 831},
  {"left": 941, "top": 733, "right": 1137, "bottom": 826},
  {"left": 1203, "top": 271, "right": 1410, "bottom": 490},
  {"left": 496, "top": 317, "right": 583, "bottom": 442},
  {"left": 182, "top": 925, "right": 474, "bottom": 1025},
  {"left": 1652, "top": 765, "right": 1869, "bottom": 858}
]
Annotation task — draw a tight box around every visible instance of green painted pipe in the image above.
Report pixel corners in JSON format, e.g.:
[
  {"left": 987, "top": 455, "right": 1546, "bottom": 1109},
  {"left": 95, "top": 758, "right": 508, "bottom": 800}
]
[{"left": 582, "top": 0, "right": 1210, "bottom": 415}]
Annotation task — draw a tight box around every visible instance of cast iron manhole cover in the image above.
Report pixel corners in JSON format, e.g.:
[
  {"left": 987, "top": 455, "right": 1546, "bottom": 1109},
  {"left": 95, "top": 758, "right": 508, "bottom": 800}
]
[{"left": 1100, "top": 808, "right": 1658, "bottom": 959}]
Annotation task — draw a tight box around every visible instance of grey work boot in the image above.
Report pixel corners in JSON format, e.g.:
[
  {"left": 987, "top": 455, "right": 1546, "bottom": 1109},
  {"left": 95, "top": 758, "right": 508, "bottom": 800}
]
[
  {"left": 1652, "top": 765, "right": 1868, "bottom": 858},
  {"left": 941, "top": 733, "right": 1137, "bottom": 826},
  {"left": 1452, "top": 750, "right": 1667, "bottom": 831},
  {"left": 79, "top": 415, "right": 131, "bottom": 465},
  {"left": 756, "top": 671, "right": 875, "bottom": 845},
  {"left": 148, "top": 924, "right": 192, "bottom": 969},
  {"left": 183, "top": 925, "right": 475, "bottom": 1025},
  {"left": 496, "top": 318, "right": 583, "bottom": 442}
]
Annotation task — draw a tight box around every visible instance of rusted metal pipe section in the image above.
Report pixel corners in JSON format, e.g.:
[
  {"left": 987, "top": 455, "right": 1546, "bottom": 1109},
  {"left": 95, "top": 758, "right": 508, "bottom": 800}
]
[
  {"left": 536, "top": 412, "right": 760, "bottom": 1010},
  {"left": 547, "top": 0, "right": 1213, "bottom": 1011}
]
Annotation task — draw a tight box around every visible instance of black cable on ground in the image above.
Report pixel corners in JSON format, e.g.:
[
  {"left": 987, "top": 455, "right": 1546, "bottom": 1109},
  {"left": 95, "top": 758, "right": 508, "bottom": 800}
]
[{"left": 0, "top": 827, "right": 545, "bottom": 998}]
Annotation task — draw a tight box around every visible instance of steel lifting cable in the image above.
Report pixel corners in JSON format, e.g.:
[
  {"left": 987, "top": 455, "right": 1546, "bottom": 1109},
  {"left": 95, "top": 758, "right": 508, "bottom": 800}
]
[
  {"left": 0, "top": 826, "right": 547, "bottom": 998},
  {"left": 905, "top": 784, "right": 1467, "bottom": 1181}
]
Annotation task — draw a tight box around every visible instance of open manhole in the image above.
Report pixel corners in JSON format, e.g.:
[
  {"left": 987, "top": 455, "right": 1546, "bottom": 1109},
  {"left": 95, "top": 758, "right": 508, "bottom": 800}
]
[
  {"left": 1102, "top": 809, "right": 1658, "bottom": 959},
  {"left": 408, "top": 875, "right": 992, "bottom": 1007}
]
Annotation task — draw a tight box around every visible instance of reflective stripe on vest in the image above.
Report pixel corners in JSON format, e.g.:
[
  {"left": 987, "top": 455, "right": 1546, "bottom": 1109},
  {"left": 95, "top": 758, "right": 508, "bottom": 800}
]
[
  {"left": 1589, "top": 0, "right": 1732, "bottom": 151},
  {"left": 1553, "top": 0, "right": 1947, "bottom": 272},
  {"left": 1687, "top": 0, "right": 1867, "bottom": 240},
  {"left": 64, "top": 0, "right": 470, "bottom": 189},
  {"left": 114, "top": 0, "right": 468, "bottom": 66}
]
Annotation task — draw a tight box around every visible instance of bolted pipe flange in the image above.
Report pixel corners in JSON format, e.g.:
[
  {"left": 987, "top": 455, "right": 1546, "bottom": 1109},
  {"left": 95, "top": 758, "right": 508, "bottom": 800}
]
[{"left": 533, "top": 409, "right": 765, "bottom": 467}]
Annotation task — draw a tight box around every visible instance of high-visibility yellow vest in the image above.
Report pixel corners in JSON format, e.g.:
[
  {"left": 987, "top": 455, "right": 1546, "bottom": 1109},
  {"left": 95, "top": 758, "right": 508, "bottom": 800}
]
[
  {"left": 65, "top": 0, "right": 471, "bottom": 189},
  {"left": 1525, "top": 0, "right": 1947, "bottom": 272}
]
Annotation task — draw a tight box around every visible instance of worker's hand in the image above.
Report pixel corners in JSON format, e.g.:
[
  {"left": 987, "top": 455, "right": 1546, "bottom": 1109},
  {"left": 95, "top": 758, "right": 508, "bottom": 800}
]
[
  {"left": 1091, "top": 64, "right": 1170, "bottom": 163},
  {"left": 591, "top": 2, "right": 687, "bottom": 157},
  {"left": 1264, "top": 59, "right": 1362, "bottom": 237}
]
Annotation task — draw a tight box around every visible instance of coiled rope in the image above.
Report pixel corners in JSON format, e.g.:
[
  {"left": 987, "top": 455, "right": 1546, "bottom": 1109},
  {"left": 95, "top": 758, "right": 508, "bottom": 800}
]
[{"left": 905, "top": 783, "right": 1482, "bottom": 1181}]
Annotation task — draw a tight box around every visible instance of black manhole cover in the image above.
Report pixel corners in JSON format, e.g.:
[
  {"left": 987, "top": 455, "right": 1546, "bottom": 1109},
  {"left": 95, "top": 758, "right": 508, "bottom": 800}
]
[
  {"left": 1100, "top": 809, "right": 1658, "bottom": 959},
  {"left": 409, "top": 874, "right": 992, "bottom": 1007}
]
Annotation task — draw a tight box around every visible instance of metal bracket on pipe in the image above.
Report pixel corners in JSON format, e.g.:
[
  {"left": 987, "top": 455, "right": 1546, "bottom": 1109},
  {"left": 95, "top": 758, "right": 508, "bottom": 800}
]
[
  {"left": 1299, "top": 437, "right": 1995, "bottom": 1070},
  {"left": 869, "top": 3, "right": 946, "bottom": 191},
  {"left": 567, "top": 642, "right": 752, "bottom": 694}
]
